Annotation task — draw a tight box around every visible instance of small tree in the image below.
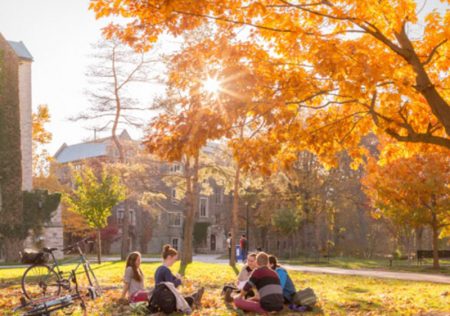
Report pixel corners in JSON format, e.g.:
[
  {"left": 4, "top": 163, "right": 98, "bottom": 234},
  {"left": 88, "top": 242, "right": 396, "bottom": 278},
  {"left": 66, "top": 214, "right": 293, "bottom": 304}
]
[
  {"left": 65, "top": 167, "right": 125, "bottom": 264},
  {"left": 272, "top": 207, "right": 302, "bottom": 258},
  {"left": 363, "top": 152, "right": 450, "bottom": 269}
]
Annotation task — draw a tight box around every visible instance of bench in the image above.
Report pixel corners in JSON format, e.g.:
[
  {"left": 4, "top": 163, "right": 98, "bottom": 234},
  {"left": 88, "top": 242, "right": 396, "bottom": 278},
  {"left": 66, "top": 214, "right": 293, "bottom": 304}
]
[
  {"left": 385, "top": 254, "right": 415, "bottom": 267},
  {"left": 417, "top": 250, "right": 450, "bottom": 265}
]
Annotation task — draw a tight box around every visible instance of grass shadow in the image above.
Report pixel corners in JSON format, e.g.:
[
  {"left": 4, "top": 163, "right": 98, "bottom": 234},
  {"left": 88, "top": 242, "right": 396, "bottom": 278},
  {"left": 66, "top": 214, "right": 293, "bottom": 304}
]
[{"left": 344, "top": 287, "right": 370, "bottom": 293}]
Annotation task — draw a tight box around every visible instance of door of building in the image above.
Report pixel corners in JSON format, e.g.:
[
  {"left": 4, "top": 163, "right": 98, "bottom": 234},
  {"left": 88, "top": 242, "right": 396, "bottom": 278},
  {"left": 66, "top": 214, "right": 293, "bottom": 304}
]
[{"left": 210, "top": 234, "right": 216, "bottom": 251}]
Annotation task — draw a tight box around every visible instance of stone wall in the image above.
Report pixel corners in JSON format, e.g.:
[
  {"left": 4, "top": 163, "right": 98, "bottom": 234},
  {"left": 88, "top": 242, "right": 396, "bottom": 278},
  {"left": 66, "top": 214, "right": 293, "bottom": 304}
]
[{"left": 18, "top": 60, "right": 32, "bottom": 191}]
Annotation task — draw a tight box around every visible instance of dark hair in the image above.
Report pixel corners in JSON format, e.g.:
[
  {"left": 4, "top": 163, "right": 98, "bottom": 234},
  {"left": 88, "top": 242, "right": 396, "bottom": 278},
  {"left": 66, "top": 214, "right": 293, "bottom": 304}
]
[
  {"left": 126, "top": 252, "right": 143, "bottom": 282},
  {"left": 162, "top": 244, "right": 178, "bottom": 259},
  {"left": 228, "top": 232, "right": 232, "bottom": 237},
  {"left": 268, "top": 255, "right": 279, "bottom": 270},
  {"left": 242, "top": 234, "right": 246, "bottom": 238}
]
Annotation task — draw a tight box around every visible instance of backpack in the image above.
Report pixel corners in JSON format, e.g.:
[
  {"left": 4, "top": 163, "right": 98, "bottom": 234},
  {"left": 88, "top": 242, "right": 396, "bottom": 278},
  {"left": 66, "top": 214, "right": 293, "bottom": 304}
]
[
  {"left": 148, "top": 283, "right": 177, "bottom": 314},
  {"left": 293, "top": 287, "right": 317, "bottom": 307}
]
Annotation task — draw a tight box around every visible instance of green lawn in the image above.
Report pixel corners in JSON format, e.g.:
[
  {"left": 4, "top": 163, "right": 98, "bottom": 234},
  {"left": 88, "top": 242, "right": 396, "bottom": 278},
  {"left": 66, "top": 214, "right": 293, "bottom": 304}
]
[
  {"left": 1, "top": 261, "right": 449, "bottom": 315},
  {"left": 282, "top": 256, "right": 450, "bottom": 275}
]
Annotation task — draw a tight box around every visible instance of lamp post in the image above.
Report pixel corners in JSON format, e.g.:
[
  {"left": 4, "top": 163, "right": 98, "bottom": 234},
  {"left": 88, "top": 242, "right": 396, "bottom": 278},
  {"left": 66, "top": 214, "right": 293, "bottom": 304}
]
[{"left": 245, "top": 201, "right": 249, "bottom": 251}]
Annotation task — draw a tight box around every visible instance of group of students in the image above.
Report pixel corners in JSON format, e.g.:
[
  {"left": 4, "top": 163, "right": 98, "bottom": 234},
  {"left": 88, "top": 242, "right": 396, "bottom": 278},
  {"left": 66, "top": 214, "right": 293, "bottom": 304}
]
[
  {"left": 223, "top": 251, "right": 308, "bottom": 314},
  {"left": 120, "top": 245, "right": 204, "bottom": 313},
  {"left": 120, "top": 245, "right": 310, "bottom": 315}
]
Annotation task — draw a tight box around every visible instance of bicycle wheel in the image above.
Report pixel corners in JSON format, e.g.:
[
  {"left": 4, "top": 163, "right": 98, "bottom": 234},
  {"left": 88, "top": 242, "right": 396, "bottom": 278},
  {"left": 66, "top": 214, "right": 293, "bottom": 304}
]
[{"left": 21, "top": 264, "right": 61, "bottom": 300}]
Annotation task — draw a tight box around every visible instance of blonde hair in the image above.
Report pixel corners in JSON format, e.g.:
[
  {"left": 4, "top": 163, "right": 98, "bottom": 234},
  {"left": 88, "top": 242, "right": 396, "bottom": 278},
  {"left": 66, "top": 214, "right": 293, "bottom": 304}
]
[
  {"left": 162, "top": 244, "right": 178, "bottom": 259},
  {"left": 256, "top": 252, "right": 269, "bottom": 266}
]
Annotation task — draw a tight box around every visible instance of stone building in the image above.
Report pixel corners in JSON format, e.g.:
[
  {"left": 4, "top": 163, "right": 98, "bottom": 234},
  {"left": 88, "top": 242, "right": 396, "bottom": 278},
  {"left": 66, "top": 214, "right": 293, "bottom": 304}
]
[
  {"left": 54, "top": 134, "right": 233, "bottom": 255},
  {"left": 0, "top": 34, "right": 63, "bottom": 259}
]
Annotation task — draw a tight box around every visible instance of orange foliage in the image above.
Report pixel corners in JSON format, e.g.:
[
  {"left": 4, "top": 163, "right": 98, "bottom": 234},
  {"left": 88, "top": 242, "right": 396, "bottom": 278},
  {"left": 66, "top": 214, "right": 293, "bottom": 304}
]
[{"left": 90, "top": 0, "right": 450, "bottom": 168}]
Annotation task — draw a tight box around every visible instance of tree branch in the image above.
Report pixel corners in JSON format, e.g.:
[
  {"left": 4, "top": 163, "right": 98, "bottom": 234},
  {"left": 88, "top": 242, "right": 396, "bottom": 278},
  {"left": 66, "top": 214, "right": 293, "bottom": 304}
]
[{"left": 422, "top": 39, "right": 448, "bottom": 66}]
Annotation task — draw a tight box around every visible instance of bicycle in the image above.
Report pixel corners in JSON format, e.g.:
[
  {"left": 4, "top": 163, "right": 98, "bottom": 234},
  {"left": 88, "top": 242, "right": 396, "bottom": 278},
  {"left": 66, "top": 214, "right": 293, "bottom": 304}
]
[
  {"left": 13, "top": 269, "right": 87, "bottom": 316},
  {"left": 20, "top": 237, "right": 102, "bottom": 301}
]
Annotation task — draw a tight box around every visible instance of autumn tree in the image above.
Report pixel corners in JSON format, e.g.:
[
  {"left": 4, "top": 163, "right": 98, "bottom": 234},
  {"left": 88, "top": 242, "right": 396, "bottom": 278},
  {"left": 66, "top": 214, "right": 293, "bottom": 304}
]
[
  {"left": 145, "top": 96, "right": 227, "bottom": 270},
  {"left": 108, "top": 150, "right": 166, "bottom": 253},
  {"left": 32, "top": 104, "right": 52, "bottom": 177},
  {"left": 363, "top": 151, "right": 450, "bottom": 269},
  {"left": 74, "top": 37, "right": 159, "bottom": 260},
  {"left": 65, "top": 166, "right": 126, "bottom": 264},
  {"left": 91, "top": 0, "right": 450, "bottom": 171}
]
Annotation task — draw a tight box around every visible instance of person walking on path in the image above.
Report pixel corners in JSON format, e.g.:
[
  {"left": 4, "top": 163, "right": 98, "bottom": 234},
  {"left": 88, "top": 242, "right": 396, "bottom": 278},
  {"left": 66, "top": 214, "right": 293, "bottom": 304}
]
[
  {"left": 226, "top": 233, "right": 232, "bottom": 260},
  {"left": 239, "top": 234, "right": 248, "bottom": 263}
]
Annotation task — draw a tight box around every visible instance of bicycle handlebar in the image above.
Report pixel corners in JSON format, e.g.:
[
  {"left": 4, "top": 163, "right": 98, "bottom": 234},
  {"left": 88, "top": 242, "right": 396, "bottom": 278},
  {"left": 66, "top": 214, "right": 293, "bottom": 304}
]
[{"left": 62, "top": 237, "right": 93, "bottom": 253}]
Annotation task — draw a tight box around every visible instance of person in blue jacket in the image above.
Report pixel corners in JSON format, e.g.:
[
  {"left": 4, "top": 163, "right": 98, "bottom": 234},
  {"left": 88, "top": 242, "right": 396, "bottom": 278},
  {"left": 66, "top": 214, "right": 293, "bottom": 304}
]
[{"left": 269, "top": 255, "right": 296, "bottom": 304}]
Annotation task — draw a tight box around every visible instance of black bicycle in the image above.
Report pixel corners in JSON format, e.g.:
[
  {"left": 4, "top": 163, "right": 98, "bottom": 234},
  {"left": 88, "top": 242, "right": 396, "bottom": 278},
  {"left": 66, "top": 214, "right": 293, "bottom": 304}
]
[{"left": 20, "top": 237, "right": 101, "bottom": 301}]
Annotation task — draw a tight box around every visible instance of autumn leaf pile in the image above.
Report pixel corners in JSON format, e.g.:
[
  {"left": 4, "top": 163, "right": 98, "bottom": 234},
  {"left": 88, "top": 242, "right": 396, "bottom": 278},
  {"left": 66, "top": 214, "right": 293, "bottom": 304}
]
[{"left": 1, "top": 261, "right": 450, "bottom": 315}]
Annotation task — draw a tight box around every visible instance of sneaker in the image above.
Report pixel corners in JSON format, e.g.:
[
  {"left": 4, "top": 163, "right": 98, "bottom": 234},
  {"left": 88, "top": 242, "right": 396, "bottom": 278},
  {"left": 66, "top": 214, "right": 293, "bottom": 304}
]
[
  {"left": 224, "top": 288, "right": 234, "bottom": 303},
  {"left": 289, "top": 304, "right": 309, "bottom": 312}
]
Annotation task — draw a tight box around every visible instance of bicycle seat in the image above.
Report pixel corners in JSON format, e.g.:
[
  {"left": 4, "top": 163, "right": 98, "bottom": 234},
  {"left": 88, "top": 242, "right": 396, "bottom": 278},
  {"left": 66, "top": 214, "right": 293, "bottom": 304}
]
[{"left": 43, "top": 247, "right": 57, "bottom": 253}]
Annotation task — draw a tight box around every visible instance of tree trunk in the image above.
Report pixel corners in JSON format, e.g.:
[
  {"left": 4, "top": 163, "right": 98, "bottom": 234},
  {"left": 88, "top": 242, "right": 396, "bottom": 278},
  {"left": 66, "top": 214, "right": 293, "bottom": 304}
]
[
  {"left": 415, "top": 227, "right": 423, "bottom": 251},
  {"left": 120, "top": 200, "right": 130, "bottom": 260},
  {"left": 395, "top": 29, "right": 450, "bottom": 136},
  {"left": 3, "top": 238, "right": 23, "bottom": 263},
  {"left": 180, "top": 154, "right": 199, "bottom": 272},
  {"left": 97, "top": 229, "right": 102, "bottom": 264},
  {"left": 431, "top": 211, "right": 440, "bottom": 269},
  {"left": 230, "top": 163, "right": 240, "bottom": 267}
]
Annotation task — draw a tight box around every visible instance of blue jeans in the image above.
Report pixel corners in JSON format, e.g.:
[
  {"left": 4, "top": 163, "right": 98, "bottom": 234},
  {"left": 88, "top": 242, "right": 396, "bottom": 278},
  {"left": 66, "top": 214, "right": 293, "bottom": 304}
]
[{"left": 241, "top": 249, "right": 247, "bottom": 262}]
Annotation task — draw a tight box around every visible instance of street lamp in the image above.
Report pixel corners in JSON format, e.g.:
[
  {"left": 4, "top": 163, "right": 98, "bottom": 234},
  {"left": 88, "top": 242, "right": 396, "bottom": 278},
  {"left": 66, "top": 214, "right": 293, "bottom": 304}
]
[{"left": 245, "top": 201, "right": 249, "bottom": 251}]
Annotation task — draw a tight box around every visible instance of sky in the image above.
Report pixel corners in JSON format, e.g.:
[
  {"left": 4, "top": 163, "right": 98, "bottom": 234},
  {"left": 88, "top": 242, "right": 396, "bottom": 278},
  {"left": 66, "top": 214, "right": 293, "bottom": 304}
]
[{"left": 0, "top": 0, "right": 448, "bottom": 155}]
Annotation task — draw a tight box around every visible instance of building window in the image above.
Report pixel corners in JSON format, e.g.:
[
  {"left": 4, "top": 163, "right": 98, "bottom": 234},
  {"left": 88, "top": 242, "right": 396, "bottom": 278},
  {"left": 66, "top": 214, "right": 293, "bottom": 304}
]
[
  {"left": 171, "top": 188, "right": 177, "bottom": 203},
  {"left": 169, "top": 212, "right": 182, "bottom": 227},
  {"left": 117, "top": 208, "right": 124, "bottom": 225},
  {"left": 172, "top": 238, "right": 179, "bottom": 250},
  {"left": 215, "top": 187, "right": 223, "bottom": 204},
  {"left": 117, "top": 207, "right": 135, "bottom": 226},
  {"left": 199, "top": 197, "right": 208, "bottom": 217},
  {"left": 129, "top": 209, "right": 135, "bottom": 226},
  {"left": 169, "top": 163, "right": 181, "bottom": 173}
]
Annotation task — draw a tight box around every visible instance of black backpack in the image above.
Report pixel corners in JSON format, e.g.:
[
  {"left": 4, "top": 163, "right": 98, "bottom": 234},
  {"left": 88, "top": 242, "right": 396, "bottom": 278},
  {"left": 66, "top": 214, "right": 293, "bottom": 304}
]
[{"left": 148, "top": 283, "right": 177, "bottom": 314}]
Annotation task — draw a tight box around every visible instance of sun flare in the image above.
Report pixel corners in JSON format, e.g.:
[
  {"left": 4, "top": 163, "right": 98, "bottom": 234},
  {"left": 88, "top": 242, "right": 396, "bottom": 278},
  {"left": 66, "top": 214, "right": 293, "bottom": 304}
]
[{"left": 203, "top": 77, "right": 221, "bottom": 94}]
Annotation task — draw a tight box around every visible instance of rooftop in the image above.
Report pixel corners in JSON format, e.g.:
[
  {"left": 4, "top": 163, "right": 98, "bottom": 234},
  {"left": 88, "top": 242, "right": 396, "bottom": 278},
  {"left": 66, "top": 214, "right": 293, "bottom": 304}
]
[{"left": 7, "top": 40, "right": 33, "bottom": 61}]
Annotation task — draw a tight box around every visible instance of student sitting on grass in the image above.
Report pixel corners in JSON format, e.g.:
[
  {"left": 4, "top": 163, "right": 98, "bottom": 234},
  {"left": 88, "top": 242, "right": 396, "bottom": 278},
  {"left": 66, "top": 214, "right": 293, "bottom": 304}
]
[
  {"left": 120, "top": 251, "right": 148, "bottom": 303},
  {"left": 237, "top": 253, "right": 257, "bottom": 288},
  {"left": 154, "top": 244, "right": 204, "bottom": 308},
  {"left": 234, "top": 252, "right": 284, "bottom": 314},
  {"left": 269, "top": 255, "right": 296, "bottom": 304},
  {"left": 223, "top": 253, "right": 257, "bottom": 302}
]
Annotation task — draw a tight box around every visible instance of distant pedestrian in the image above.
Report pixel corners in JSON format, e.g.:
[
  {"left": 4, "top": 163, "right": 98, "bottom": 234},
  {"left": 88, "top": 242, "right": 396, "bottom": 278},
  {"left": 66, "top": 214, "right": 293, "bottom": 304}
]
[
  {"left": 226, "top": 233, "right": 232, "bottom": 259},
  {"left": 239, "top": 234, "right": 248, "bottom": 263}
]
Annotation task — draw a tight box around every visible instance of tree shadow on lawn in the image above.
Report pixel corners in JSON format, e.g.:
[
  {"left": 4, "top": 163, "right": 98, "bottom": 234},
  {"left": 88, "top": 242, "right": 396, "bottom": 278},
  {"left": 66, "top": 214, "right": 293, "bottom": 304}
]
[
  {"left": 0, "top": 261, "right": 118, "bottom": 288},
  {"left": 224, "top": 301, "right": 324, "bottom": 316}
]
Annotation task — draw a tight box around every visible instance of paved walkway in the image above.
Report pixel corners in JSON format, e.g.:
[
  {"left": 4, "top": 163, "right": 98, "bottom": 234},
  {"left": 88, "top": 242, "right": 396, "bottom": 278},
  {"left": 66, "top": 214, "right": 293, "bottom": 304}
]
[
  {"left": 2, "top": 254, "right": 450, "bottom": 284},
  {"left": 282, "top": 264, "right": 450, "bottom": 284}
]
